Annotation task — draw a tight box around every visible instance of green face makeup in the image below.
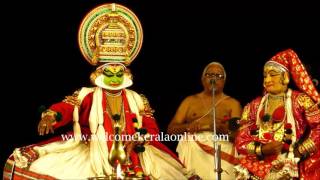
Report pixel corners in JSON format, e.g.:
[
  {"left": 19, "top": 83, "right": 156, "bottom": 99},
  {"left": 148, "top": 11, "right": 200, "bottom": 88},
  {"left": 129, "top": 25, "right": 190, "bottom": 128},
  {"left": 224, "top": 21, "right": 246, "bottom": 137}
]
[{"left": 102, "top": 66, "right": 125, "bottom": 87}]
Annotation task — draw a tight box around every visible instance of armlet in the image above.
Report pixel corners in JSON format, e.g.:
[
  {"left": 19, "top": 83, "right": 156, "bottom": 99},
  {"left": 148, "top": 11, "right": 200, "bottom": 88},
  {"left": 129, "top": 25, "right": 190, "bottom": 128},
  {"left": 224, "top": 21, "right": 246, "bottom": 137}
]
[
  {"left": 62, "top": 89, "right": 81, "bottom": 106},
  {"left": 139, "top": 94, "right": 155, "bottom": 117}
]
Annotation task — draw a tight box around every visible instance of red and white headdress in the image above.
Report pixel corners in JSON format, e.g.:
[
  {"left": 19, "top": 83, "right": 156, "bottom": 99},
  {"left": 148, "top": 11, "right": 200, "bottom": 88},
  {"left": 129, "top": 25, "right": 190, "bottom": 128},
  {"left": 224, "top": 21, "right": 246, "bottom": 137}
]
[{"left": 265, "top": 49, "right": 320, "bottom": 102}]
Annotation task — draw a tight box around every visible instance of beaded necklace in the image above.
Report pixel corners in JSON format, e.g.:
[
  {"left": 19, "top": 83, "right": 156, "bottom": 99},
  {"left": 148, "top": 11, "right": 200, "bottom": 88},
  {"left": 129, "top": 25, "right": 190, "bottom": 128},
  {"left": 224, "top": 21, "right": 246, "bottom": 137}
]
[{"left": 259, "top": 94, "right": 286, "bottom": 141}]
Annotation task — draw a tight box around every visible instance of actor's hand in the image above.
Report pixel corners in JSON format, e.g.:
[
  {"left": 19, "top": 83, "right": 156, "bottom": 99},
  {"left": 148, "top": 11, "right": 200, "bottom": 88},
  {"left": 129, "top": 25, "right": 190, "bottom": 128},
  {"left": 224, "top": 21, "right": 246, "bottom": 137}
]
[
  {"left": 124, "top": 139, "right": 144, "bottom": 160},
  {"left": 293, "top": 148, "right": 302, "bottom": 158},
  {"left": 216, "top": 121, "right": 228, "bottom": 134},
  {"left": 262, "top": 141, "right": 283, "bottom": 155},
  {"left": 125, "top": 133, "right": 146, "bottom": 155},
  {"left": 227, "top": 131, "right": 236, "bottom": 142},
  {"left": 38, "top": 115, "right": 54, "bottom": 136},
  {"left": 125, "top": 140, "right": 135, "bottom": 158}
]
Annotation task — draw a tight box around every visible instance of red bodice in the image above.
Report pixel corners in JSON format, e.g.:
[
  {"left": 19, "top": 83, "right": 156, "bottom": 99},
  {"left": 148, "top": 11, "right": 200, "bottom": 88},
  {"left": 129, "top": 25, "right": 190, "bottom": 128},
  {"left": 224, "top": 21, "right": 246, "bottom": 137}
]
[{"left": 259, "top": 106, "right": 286, "bottom": 123}]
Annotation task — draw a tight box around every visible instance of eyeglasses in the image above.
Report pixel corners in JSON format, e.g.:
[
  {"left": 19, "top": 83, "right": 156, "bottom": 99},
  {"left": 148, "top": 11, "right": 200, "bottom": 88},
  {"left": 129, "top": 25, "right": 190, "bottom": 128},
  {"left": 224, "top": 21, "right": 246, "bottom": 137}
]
[{"left": 204, "top": 73, "right": 225, "bottom": 80}]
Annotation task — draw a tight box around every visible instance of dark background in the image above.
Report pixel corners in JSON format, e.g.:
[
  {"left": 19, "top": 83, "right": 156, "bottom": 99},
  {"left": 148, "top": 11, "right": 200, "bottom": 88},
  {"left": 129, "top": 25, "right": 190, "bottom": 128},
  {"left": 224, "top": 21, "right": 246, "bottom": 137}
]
[{"left": 1, "top": 0, "right": 320, "bottom": 171}]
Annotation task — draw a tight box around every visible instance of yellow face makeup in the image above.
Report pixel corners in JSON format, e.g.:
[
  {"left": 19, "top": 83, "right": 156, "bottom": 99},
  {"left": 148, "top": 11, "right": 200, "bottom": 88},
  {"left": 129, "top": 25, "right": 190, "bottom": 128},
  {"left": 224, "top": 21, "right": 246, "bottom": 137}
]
[
  {"left": 263, "top": 65, "right": 288, "bottom": 95},
  {"left": 105, "top": 65, "right": 124, "bottom": 74}
]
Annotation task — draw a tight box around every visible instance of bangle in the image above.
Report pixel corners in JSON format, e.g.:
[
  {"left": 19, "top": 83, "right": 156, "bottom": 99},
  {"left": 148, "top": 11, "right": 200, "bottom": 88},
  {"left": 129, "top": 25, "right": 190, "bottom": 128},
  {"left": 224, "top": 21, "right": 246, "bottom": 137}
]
[
  {"left": 302, "top": 138, "right": 317, "bottom": 154},
  {"left": 298, "top": 145, "right": 307, "bottom": 155},
  {"left": 247, "top": 142, "right": 256, "bottom": 154},
  {"left": 255, "top": 144, "right": 263, "bottom": 156},
  {"left": 41, "top": 109, "right": 56, "bottom": 118},
  {"left": 255, "top": 144, "right": 264, "bottom": 160},
  {"left": 41, "top": 109, "right": 58, "bottom": 123}
]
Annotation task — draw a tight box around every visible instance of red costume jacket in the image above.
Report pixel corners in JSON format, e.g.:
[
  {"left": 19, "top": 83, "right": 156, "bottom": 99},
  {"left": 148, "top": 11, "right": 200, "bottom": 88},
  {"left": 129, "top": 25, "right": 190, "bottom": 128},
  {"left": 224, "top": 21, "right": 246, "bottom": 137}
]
[
  {"left": 50, "top": 89, "right": 181, "bottom": 171},
  {"left": 3, "top": 88, "right": 182, "bottom": 180}
]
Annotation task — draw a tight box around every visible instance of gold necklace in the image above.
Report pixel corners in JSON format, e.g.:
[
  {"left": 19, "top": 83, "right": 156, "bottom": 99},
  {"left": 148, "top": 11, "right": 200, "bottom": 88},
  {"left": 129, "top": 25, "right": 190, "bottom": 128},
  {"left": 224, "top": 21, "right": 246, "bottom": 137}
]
[
  {"left": 105, "top": 94, "right": 125, "bottom": 132},
  {"left": 105, "top": 90, "right": 122, "bottom": 97},
  {"left": 259, "top": 94, "right": 286, "bottom": 141}
]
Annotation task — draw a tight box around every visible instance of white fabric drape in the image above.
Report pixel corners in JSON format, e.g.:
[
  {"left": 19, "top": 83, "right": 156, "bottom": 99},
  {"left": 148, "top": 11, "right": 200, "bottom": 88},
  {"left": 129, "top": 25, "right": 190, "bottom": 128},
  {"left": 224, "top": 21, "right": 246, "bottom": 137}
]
[{"left": 177, "top": 131, "right": 236, "bottom": 180}]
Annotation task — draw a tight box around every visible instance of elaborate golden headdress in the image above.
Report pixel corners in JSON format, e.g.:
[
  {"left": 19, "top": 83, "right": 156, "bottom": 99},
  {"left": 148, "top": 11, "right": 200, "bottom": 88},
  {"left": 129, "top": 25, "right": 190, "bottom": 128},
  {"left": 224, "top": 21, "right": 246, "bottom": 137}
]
[
  {"left": 78, "top": 3, "right": 143, "bottom": 89},
  {"left": 78, "top": 3, "right": 143, "bottom": 66}
]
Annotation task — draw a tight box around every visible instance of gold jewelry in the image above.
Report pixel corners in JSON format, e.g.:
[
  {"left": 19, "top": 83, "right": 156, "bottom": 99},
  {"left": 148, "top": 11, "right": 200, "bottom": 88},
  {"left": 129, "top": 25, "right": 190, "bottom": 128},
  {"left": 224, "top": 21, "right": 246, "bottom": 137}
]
[
  {"left": 41, "top": 109, "right": 58, "bottom": 124},
  {"left": 105, "top": 94, "right": 125, "bottom": 132},
  {"left": 62, "top": 90, "right": 80, "bottom": 106},
  {"left": 298, "top": 144, "right": 307, "bottom": 155},
  {"left": 268, "top": 94, "right": 285, "bottom": 100},
  {"left": 41, "top": 109, "right": 57, "bottom": 118},
  {"left": 247, "top": 142, "right": 256, "bottom": 154},
  {"left": 302, "top": 138, "right": 317, "bottom": 154},
  {"left": 259, "top": 94, "right": 286, "bottom": 140},
  {"left": 106, "top": 90, "right": 122, "bottom": 97},
  {"left": 140, "top": 94, "right": 155, "bottom": 116},
  {"left": 255, "top": 144, "right": 263, "bottom": 156}
]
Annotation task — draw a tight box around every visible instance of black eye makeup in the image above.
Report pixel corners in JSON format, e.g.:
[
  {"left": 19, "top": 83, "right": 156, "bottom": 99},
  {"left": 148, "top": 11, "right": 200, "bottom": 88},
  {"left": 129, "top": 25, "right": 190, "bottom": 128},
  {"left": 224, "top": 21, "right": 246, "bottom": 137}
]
[
  {"left": 103, "top": 70, "right": 115, "bottom": 77},
  {"left": 116, "top": 70, "right": 124, "bottom": 77}
]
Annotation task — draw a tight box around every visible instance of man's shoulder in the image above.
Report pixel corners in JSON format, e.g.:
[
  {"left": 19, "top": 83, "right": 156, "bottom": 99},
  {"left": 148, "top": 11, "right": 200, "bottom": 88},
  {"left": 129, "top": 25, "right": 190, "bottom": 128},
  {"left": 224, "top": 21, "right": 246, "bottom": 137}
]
[
  {"left": 185, "top": 93, "right": 202, "bottom": 101},
  {"left": 225, "top": 96, "right": 239, "bottom": 102},
  {"left": 224, "top": 95, "right": 241, "bottom": 105}
]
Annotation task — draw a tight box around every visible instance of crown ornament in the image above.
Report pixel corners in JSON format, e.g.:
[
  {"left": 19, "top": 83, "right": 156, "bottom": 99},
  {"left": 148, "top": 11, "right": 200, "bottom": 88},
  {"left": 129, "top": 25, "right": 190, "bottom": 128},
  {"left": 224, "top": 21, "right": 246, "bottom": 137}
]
[{"left": 78, "top": 3, "right": 143, "bottom": 66}]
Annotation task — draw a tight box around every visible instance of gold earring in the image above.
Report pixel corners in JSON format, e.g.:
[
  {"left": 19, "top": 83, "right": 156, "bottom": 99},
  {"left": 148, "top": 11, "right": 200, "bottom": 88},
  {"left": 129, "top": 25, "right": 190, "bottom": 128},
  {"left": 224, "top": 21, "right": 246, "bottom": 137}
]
[
  {"left": 283, "top": 75, "right": 289, "bottom": 85},
  {"left": 283, "top": 78, "right": 289, "bottom": 85}
]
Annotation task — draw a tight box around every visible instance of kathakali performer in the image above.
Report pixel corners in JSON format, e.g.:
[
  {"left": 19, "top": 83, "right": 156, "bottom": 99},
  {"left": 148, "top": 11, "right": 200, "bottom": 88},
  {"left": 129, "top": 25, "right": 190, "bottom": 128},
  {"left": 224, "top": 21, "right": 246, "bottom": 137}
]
[
  {"left": 3, "top": 3, "right": 195, "bottom": 179},
  {"left": 234, "top": 49, "right": 320, "bottom": 180}
]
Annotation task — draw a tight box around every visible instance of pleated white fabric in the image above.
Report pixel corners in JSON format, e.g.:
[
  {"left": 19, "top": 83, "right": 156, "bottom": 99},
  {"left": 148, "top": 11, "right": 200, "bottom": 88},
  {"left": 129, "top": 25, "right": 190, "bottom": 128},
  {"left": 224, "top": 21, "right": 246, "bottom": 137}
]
[
  {"left": 139, "top": 145, "right": 190, "bottom": 180},
  {"left": 177, "top": 131, "right": 236, "bottom": 180}
]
